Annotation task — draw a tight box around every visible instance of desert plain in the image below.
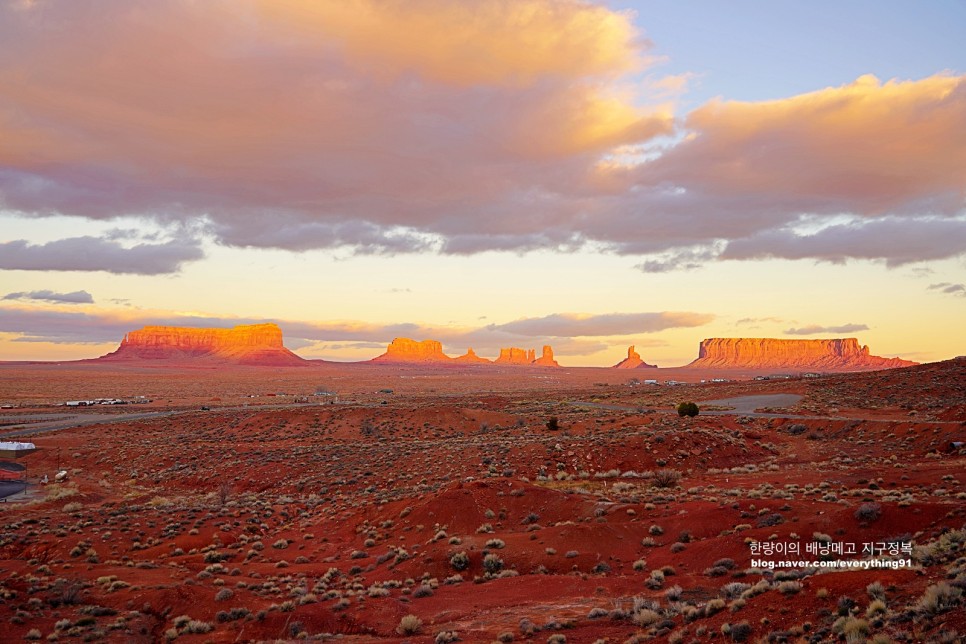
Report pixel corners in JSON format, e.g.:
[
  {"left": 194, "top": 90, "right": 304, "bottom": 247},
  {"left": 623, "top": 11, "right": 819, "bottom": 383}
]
[{"left": 0, "top": 358, "right": 963, "bottom": 643}]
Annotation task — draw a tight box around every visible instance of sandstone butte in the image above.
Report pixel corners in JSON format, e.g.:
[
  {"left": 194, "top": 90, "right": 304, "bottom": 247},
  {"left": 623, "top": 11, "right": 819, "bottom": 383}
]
[
  {"left": 613, "top": 345, "right": 657, "bottom": 369},
  {"left": 453, "top": 348, "right": 491, "bottom": 364},
  {"left": 531, "top": 345, "right": 560, "bottom": 367},
  {"left": 494, "top": 347, "right": 534, "bottom": 365},
  {"left": 685, "top": 338, "right": 917, "bottom": 371},
  {"left": 98, "top": 323, "right": 306, "bottom": 366},
  {"left": 370, "top": 338, "right": 452, "bottom": 363},
  {"left": 372, "top": 338, "right": 559, "bottom": 366}
]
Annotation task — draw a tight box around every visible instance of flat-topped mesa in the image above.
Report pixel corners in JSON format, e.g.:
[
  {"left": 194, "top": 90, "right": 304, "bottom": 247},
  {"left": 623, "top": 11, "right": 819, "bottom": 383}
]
[
  {"left": 531, "top": 345, "right": 559, "bottom": 367},
  {"left": 613, "top": 345, "right": 657, "bottom": 369},
  {"left": 494, "top": 347, "right": 531, "bottom": 365},
  {"left": 99, "top": 323, "right": 306, "bottom": 365},
  {"left": 454, "top": 347, "right": 491, "bottom": 364},
  {"left": 686, "top": 338, "right": 917, "bottom": 371},
  {"left": 371, "top": 338, "right": 453, "bottom": 363}
]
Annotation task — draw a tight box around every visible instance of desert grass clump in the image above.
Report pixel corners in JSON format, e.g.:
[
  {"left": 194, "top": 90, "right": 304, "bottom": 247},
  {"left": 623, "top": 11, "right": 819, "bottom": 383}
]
[
  {"left": 866, "top": 581, "right": 886, "bottom": 601},
  {"left": 854, "top": 502, "right": 882, "bottom": 522},
  {"left": 833, "top": 596, "right": 858, "bottom": 618},
  {"left": 865, "top": 599, "right": 887, "bottom": 617},
  {"left": 834, "top": 617, "right": 868, "bottom": 642},
  {"left": 631, "top": 608, "right": 660, "bottom": 627},
  {"left": 652, "top": 469, "right": 682, "bottom": 488},
  {"left": 725, "top": 620, "right": 753, "bottom": 642},
  {"left": 778, "top": 581, "right": 802, "bottom": 595},
  {"left": 413, "top": 584, "right": 434, "bottom": 598},
  {"left": 705, "top": 565, "right": 729, "bottom": 577},
  {"left": 720, "top": 582, "right": 751, "bottom": 599},
  {"left": 450, "top": 551, "right": 470, "bottom": 571},
  {"left": 914, "top": 582, "right": 962, "bottom": 615},
  {"left": 704, "top": 598, "right": 726, "bottom": 616},
  {"left": 645, "top": 569, "right": 665, "bottom": 589},
  {"left": 184, "top": 620, "right": 213, "bottom": 634},
  {"left": 397, "top": 614, "right": 422, "bottom": 635},
  {"left": 483, "top": 553, "right": 504, "bottom": 574}
]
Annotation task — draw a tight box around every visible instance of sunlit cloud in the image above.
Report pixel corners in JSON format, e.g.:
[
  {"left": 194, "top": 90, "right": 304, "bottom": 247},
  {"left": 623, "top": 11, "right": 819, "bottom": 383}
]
[{"left": 0, "top": 2, "right": 962, "bottom": 269}]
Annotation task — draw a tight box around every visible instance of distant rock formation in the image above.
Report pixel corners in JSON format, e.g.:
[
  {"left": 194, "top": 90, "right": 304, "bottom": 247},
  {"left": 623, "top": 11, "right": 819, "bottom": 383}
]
[
  {"left": 686, "top": 338, "right": 917, "bottom": 371},
  {"left": 371, "top": 338, "right": 453, "bottom": 363},
  {"left": 495, "top": 347, "right": 534, "bottom": 365},
  {"left": 454, "top": 348, "right": 491, "bottom": 364},
  {"left": 99, "top": 323, "right": 306, "bottom": 366},
  {"left": 613, "top": 345, "right": 657, "bottom": 369},
  {"left": 531, "top": 345, "right": 559, "bottom": 367}
]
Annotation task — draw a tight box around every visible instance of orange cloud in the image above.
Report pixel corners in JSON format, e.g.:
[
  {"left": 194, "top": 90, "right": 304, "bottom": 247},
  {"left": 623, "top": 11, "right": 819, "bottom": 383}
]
[
  {"left": 0, "top": 0, "right": 667, "bottom": 245},
  {"left": 0, "top": 2, "right": 962, "bottom": 268},
  {"left": 647, "top": 74, "right": 966, "bottom": 214},
  {"left": 260, "top": 0, "right": 643, "bottom": 86}
]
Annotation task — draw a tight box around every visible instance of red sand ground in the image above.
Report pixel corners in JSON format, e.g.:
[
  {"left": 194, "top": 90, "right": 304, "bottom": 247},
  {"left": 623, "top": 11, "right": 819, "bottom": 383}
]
[{"left": 0, "top": 359, "right": 963, "bottom": 642}]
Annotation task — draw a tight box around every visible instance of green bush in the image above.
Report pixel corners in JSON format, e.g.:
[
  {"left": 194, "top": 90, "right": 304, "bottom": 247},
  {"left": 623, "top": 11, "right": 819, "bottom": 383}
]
[{"left": 677, "top": 402, "right": 699, "bottom": 417}]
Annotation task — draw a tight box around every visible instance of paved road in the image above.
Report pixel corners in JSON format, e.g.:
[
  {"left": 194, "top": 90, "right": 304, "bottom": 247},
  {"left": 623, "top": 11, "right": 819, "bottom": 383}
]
[
  {"left": 0, "top": 480, "right": 29, "bottom": 501},
  {"left": 698, "top": 393, "right": 804, "bottom": 414},
  {"left": 0, "top": 402, "right": 328, "bottom": 438},
  {"left": 0, "top": 411, "right": 186, "bottom": 438},
  {"left": 570, "top": 394, "right": 808, "bottom": 419}
]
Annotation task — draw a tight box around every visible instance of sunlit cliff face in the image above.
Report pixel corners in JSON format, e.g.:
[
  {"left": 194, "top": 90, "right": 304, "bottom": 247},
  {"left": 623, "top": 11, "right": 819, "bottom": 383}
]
[
  {"left": 688, "top": 338, "right": 918, "bottom": 370},
  {"left": 102, "top": 324, "right": 305, "bottom": 365}
]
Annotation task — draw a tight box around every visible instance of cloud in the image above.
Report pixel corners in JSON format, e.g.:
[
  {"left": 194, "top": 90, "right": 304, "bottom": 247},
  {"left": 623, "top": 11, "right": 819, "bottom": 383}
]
[
  {"left": 3, "top": 289, "right": 94, "bottom": 304},
  {"left": 720, "top": 217, "right": 966, "bottom": 267},
  {"left": 261, "top": 0, "right": 643, "bottom": 86},
  {"left": 784, "top": 323, "right": 870, "bottom": 335},
  {"left": 928, "top": 282, "right": 966, "bottom": 297},
  {"left": 0, "top": 0, "right": 963, "bottom": 268},
  {"left": 0, "top": 236, "right": 203, "bottom": 274},
  {"left": 487, "top": 312, "right": 714, "bottom": 336},
  {"left": 0, "top": 0, "right": 670, "bottom": 256},
  {"left": 635, "top": 245, "right": 722, "bottom": 272}
]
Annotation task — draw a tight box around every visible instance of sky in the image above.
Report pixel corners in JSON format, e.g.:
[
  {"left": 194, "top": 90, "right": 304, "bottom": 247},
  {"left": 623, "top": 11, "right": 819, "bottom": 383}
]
[{"left": 1, "top": 0, "right": 964, "bottom": 366}]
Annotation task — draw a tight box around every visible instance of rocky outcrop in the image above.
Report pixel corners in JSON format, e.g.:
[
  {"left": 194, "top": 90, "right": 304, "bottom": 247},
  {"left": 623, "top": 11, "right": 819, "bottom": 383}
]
[
  {"left": 495, "top": 347, "right": 534, "bottom": 365},
  {"left": 99, "top": 323, "right": 306, "bottom": 366},
  {"left": 371, "top": 338, "right": 453, "bottom": 363},
  {"left": 686, "top": 338, "right": 917, "bottom": 371},
  {"left": 454, "top": 348, "right": 491, "bottom": 364},
  {"left": 531, "top": 345, "right": 559, "bottom": 367},
  {"left": 613, "top": 345, "right": 657, "bottom": 369}
]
